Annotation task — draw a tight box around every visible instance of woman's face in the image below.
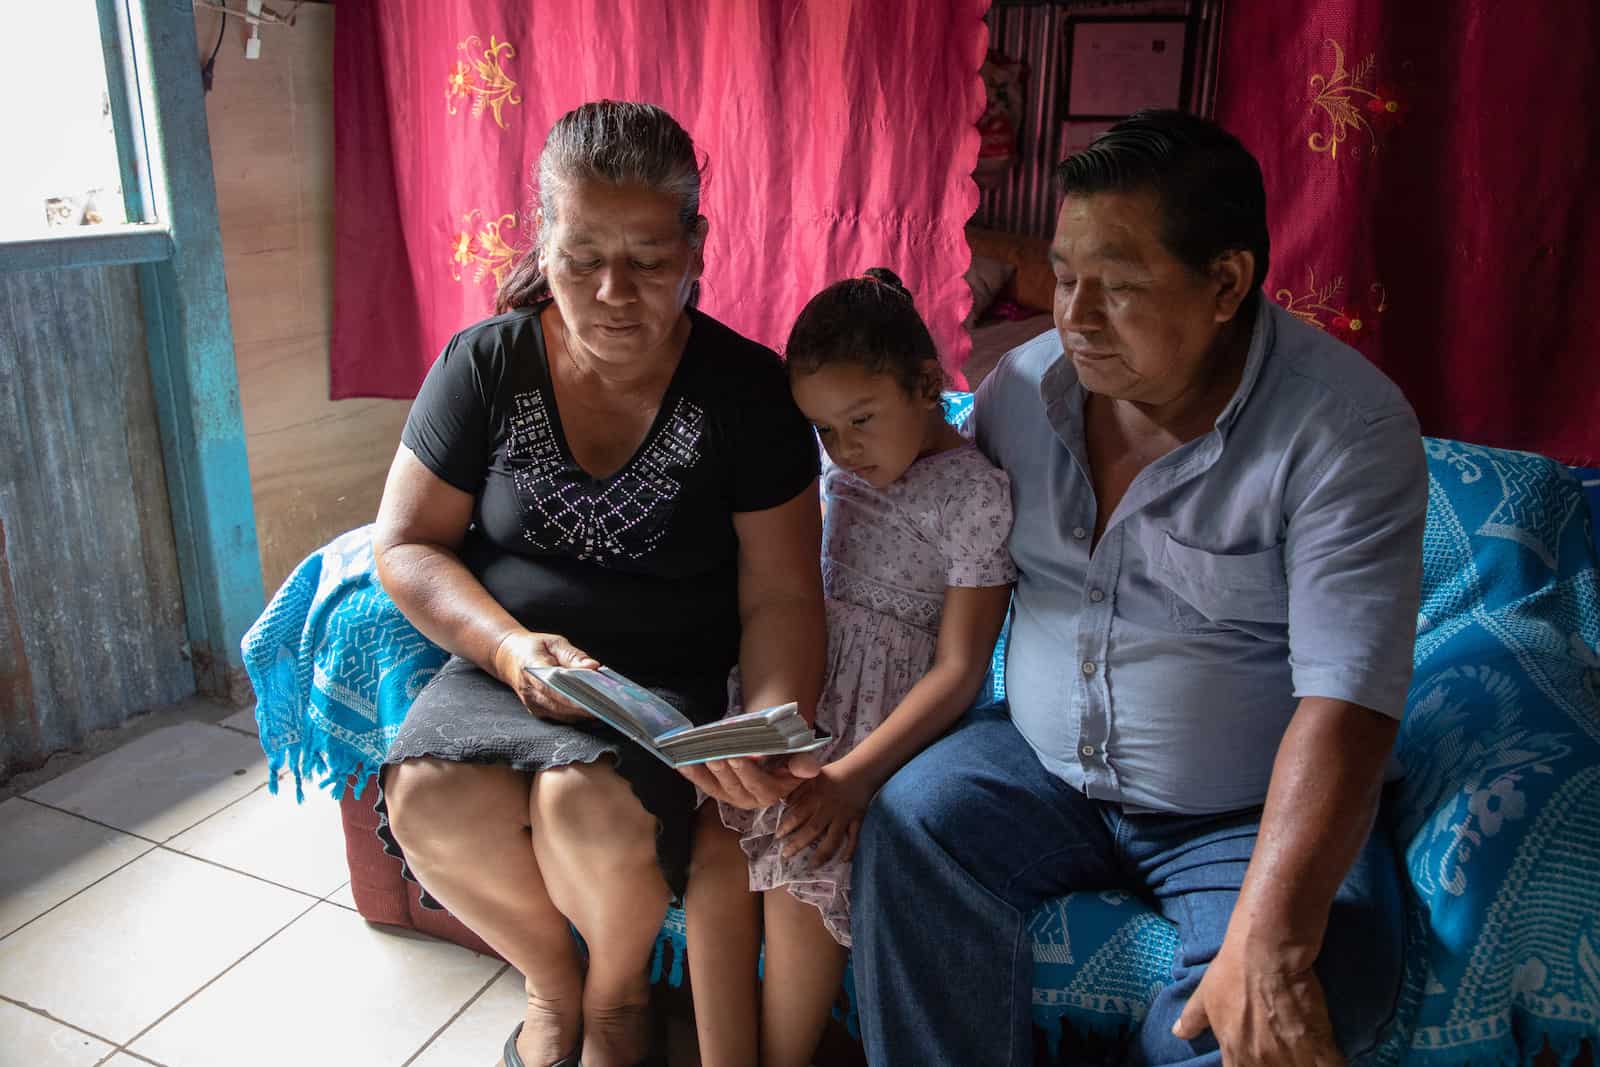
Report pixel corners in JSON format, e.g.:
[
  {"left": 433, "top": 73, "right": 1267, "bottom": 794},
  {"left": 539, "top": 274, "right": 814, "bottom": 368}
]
[{"left": 539, "top": 179, "right": 705, "bottom": 369}]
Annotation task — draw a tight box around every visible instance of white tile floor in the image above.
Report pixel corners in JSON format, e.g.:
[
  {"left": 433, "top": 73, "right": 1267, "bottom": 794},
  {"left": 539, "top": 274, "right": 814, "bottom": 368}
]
[{"left": 0, "top": 715, "right": 521, "bottom": 1067}]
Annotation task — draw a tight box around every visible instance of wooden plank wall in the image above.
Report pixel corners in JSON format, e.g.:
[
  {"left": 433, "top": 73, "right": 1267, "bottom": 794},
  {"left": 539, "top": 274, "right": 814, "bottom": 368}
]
[
  {"left": 199, "top": 6, "right": 409, "bottom": 597},
  {"left": 0, "top": 265, "right": 193, "bottom": 779}
]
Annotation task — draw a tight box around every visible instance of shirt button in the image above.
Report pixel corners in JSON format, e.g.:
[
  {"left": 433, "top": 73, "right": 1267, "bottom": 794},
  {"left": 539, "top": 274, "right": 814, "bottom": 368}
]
[
  {"left": 1081, "top": 661, "right": 1097, "bottom": 676},
  {"left": 1072, "top": 526, "right": 1088, "bottom": 540},
  {"left": 1089, "top": 588, "right": 1105, "bottom": 603},
  {"left": 1081, "top": 744, "right": 1096, "bottom": 757}
]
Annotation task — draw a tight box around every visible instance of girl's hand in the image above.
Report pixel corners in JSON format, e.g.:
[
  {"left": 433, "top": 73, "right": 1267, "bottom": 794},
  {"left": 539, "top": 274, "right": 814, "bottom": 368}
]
[
  {"left": 776, "top": 764, "right": 873, "bottom": 865},
  {"left": 491, "top": 630, "right": 600, "bottom": 723}
]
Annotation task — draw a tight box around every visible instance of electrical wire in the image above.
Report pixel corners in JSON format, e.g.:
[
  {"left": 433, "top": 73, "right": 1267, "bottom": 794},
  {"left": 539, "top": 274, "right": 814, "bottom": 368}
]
[
  {"left": 201, "top": 12, "right": 226, "bottom": 93},
  {"left": 195, "top": 2, "right": 303, "bottom": 26}
]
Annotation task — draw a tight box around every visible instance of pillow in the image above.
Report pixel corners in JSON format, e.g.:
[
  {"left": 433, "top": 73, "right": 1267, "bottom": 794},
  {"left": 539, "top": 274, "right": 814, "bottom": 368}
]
[
  {"left": 1010, "top": 257, "right": 1058, "bottom": 314},
  {"left": 964, "top": 254, "right": 1015, "bottom": 326},
  {"left": 965, "top": 226, "right": 1056, "bottom": 313}
]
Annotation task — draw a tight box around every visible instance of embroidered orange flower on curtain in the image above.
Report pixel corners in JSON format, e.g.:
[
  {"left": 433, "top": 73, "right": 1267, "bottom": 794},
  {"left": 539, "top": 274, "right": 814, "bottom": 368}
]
[
  {"left": 446, "top": 35, "right": 522, "bottom": 129},
  {"left": 450, "top": 210, "right": 520, "bottom": 287}
]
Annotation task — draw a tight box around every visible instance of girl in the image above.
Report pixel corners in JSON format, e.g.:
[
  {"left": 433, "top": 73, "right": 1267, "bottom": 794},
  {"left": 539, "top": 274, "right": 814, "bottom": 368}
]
[{"left": 686, "top": 268, "right": 1018, "bottom": 1067}]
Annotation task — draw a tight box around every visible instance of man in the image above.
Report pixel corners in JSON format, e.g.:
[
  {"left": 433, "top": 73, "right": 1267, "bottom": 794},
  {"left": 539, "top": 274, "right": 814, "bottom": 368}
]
[{"left": 851, "top": 110, "right": 1426, "bottom": 1066}]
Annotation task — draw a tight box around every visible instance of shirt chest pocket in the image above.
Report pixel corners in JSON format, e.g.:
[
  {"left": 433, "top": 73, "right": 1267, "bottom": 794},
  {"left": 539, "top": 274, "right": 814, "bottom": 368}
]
[{"left": 1157, "top": 533, "right": 1289, "bottom": 632}]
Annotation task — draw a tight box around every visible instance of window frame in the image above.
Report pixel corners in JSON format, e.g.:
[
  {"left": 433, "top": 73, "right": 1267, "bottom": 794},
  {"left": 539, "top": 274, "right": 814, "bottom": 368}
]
[
  {"left": 0, "top": 0, "right": 265, "bottom": 703},
  {"left": 0, "top": 0, "right": 171, "bottom": 268}
]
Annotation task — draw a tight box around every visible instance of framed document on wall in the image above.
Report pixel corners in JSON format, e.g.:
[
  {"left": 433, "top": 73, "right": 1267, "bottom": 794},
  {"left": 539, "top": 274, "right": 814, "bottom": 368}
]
[{"left": 1063, "top": 16, "right": 1192, "bottom": 121}]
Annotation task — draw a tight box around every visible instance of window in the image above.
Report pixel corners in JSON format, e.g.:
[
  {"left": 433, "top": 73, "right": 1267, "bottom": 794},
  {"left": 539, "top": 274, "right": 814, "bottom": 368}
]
[
  {"left": 0, "top": 0, "right": 131, "bottom": 238},
  {"left": 0, "top": 0, "right": 263, "bottom": 695}
]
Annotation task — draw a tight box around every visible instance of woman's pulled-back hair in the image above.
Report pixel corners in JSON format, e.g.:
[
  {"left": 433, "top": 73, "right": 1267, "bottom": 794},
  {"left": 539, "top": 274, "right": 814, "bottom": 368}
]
[
  {"left": 785, "top": 268, "right": 945, "bottom": 402},
  {"left": 496, "top": 100, "right": 706, "bottom": 313}
]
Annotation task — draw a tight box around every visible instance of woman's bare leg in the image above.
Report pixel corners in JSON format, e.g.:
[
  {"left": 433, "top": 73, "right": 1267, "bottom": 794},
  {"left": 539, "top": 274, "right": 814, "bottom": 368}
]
[
  {"left": 383, "top": 759, "right": 581, "bottom": 1066},
  {"left": 531, "top": 760, "right": 672, "bottom": 1067},
  {"left": 759, "top": 887, "right": 848, "bottom": 1067},
  {"left": 684, "top": 803, "right": 763, "bottom": 1067}
]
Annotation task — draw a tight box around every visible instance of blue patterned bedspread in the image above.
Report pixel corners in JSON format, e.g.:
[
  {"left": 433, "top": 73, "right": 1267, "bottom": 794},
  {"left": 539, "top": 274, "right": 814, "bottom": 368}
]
[
  {"left": 242, "top": 431, "right": 1600, "bottom": 1065},
  {"left": 1372, "top": 442, "right": 1600, "bottom": 1066}
]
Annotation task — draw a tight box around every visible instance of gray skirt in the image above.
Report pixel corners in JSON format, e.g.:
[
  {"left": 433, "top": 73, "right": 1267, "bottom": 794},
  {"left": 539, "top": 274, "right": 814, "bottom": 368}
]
[{"left": 376, "top": 656, "right": 726, "bottom": 905}]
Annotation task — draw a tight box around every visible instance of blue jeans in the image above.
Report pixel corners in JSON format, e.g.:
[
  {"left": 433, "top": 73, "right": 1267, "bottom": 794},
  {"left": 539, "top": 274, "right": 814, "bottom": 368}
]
[{"left": 850, "top": 707, "right": 1404, "bottom": 1066}]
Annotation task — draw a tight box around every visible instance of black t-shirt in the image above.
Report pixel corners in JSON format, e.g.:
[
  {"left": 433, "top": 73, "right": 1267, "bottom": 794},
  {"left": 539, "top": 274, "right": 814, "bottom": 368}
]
[{"left": 401, "top": 302, "right": 819, "bottom": 699}]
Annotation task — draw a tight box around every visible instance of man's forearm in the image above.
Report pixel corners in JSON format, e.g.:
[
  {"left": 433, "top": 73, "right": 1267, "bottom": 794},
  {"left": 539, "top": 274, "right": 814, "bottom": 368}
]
[{"left": 1229, "top": 696, "right": 1399, "bottom": 969}]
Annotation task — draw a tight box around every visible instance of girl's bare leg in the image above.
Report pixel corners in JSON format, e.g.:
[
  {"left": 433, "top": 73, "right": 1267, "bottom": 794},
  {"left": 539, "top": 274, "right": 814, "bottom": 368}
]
[
  {"left": 759, "top": 886, "right": 848, "bottom": 1067},
  {"left": 383, "top": 759, "right": 582, "bottom": 1067},
  {"left": 684, "top": 803, "right": 763, "bottom": 1067},
  {"left": 531, "top": 760, "right": 671, "bottom": 1067}
]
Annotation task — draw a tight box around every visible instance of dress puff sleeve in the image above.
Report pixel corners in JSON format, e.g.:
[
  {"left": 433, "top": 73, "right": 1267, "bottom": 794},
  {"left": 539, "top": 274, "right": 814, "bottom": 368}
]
[{"left": 939, "top": 457, "right": 1019, "bottom": 588}]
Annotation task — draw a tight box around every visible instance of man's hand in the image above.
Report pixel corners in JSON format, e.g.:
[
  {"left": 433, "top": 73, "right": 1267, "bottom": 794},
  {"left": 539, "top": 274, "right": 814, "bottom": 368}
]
[
  {"left": 1173, "top": 938, "right": 1343, "bottom": 1066},
  {"left": 492, "top": 630, "right": 599, "bottom": 723},
  {"left": 679, "top": 751, "right": 821, "bottom": 809},
  {"left": 775, "top": 764, "right": 873, "bottom": 864},
  {"left": 1172, "top": 697, "right": 1397, "bottom": 1065}
]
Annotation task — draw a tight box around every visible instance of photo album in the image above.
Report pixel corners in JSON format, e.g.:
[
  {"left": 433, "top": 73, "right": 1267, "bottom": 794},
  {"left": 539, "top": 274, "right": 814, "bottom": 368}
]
[{"left": 525, "top": 665, "right": 830, "bottom": 767}]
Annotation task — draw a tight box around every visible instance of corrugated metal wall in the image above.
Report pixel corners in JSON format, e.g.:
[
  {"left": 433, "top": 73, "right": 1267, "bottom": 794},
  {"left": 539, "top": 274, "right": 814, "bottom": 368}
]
[
  {"left": 975, "top": 4, "right": 1074, "bottom": 238},
  {"left": 0, "top": 265, "right": 193, "bottom": 779}
]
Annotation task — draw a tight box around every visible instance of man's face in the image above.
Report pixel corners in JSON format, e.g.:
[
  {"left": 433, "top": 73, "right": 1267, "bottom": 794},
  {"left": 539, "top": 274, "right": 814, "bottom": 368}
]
[{"left": 1050, "top": 189, "right": 1243, "bottom": 405}]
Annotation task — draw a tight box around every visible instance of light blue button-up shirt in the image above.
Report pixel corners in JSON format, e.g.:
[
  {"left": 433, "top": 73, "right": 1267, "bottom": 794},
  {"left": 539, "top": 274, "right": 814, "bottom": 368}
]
[{"left": 973, "top": 301, "right": 1427, "bottom": 814}]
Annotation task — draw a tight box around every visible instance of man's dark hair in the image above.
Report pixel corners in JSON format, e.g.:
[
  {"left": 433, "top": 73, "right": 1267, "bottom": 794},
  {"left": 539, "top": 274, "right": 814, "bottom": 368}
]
[{"left": 1055, "top": 109, "right": 1270, "bottom": 311}]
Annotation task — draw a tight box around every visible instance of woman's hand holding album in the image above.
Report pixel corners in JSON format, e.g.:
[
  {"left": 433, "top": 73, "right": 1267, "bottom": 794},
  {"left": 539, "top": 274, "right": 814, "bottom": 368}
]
[
  {"left": 492, "top": 629, "right": 599, "bottom": 723},
  {"left": 681, "top": 751, "right": 821, "bottom": 810}
]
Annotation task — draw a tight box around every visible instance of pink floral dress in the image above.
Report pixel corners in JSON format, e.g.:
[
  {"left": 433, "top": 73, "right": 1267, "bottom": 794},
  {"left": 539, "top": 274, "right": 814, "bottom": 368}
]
[{"left": 717, "top": 444, "right": 1017, "bottom": 945}]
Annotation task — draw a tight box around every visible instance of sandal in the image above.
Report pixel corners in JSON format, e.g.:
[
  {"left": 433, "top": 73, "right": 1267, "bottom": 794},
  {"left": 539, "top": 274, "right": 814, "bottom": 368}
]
[{"left": 501, "top": 1022, "right": 581, "bottom": 1067}]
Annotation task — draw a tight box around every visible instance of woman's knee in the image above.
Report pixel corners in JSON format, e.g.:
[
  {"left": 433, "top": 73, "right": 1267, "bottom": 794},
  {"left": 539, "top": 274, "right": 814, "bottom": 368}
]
[
  {"left": 384, "top": 758, "right": 522, "bottom": 854},
  {"left": 532, "top": 760, "right": 657, "bottom": 858}
]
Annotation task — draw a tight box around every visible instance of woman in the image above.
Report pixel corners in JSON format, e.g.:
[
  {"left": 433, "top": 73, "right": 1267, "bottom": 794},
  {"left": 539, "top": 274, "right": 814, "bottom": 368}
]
[{"left": 374, "top": 101, "right": 825, "bottom": 1067}]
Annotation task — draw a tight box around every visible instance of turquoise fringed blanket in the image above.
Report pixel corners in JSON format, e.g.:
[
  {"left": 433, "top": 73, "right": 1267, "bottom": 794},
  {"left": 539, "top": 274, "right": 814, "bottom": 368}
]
[{"left": 241, "top": 524, "right": 447, "bottom": 801}]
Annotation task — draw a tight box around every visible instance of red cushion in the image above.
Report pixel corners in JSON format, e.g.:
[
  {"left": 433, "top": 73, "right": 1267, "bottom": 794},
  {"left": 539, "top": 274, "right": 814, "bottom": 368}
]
[{"left": 338, "top": 777, "right": 501, "bottom": 959}]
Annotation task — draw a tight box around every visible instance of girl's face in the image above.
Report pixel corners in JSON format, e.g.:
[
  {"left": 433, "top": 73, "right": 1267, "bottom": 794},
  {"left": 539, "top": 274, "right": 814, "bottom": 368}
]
[{"left": 790, "top": 362, "right": 944, "bottom": 488}]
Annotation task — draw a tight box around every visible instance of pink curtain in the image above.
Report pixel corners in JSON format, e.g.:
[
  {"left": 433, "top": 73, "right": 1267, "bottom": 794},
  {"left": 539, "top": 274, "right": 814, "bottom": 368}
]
[
  {"left": 331, "top": 0, "right": 990, "bottom": 399},
  {"left": 1214, "top": 0, "right": 1600, "bottom": 465}
]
